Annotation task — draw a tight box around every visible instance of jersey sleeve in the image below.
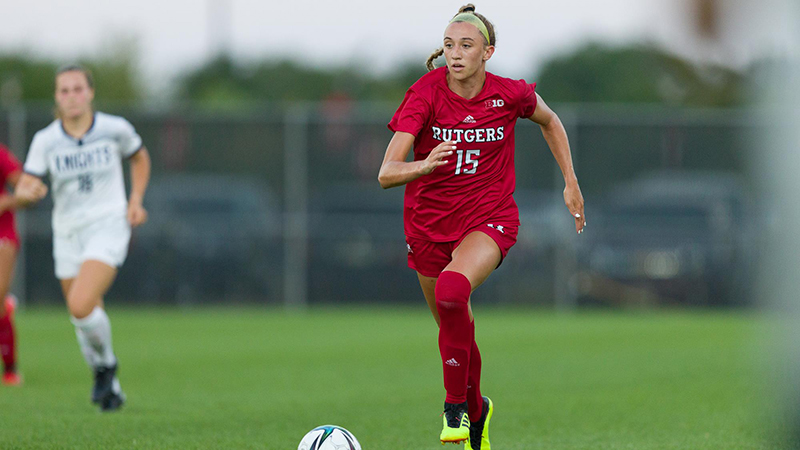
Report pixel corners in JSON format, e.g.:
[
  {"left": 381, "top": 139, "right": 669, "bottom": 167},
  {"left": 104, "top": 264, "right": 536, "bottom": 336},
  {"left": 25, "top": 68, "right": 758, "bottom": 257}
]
[
  {"left": 517, "top": 81, "right": 538, "bottom": 119},
  {"left": 388, "top": 89, "right": 431, "bottom": 136},
  {"left": 0, "top": 146, "right": 22, "bottom": 180},
  {"left": 116, "top": 117, "right": 143, "bottom": 158},
  {"left": 23, "top": 133, "right": 49, "bottom": 177}
]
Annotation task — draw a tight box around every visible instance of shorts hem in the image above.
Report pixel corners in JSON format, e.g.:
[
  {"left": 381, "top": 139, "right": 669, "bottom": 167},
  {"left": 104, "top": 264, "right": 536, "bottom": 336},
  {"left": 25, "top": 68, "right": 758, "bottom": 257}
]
[
  {"left": 406, "top": 222, "right": 517, "bottom": 278},
  {"left": 55, "top": 268, "right": 80, "bottom": 280},
  {"left": 410, "top": 265, "right": 443, "bottom": 278},
  {"left": 56, "top": 257, "right": 123, "bottom": 280},
  {"left": 457, "top": 229, "right": 512, "bottom": 261}
]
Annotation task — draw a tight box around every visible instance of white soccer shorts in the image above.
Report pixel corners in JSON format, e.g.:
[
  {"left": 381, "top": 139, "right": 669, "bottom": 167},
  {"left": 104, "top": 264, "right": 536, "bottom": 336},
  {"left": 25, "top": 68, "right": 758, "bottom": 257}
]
[{"left": 53, "top": 215, "right": 131, "bottom": 279}]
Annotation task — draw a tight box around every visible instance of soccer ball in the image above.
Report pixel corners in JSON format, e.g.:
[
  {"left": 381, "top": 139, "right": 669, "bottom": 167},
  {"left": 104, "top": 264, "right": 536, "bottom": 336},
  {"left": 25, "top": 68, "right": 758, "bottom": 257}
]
[{"left": 297, "top": 425, "right": 362, "bottom": 450}]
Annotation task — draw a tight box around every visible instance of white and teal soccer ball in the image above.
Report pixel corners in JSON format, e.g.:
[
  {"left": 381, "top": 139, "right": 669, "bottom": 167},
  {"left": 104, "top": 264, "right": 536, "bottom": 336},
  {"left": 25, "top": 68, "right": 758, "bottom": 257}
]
[{"left": 297, "top": 425, "right": 361, "bottom": 450}]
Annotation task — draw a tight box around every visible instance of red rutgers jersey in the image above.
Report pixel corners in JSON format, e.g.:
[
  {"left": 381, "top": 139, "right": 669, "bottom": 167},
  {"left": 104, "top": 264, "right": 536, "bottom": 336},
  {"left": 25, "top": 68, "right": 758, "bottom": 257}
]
[
  {"left": 388, "top": 67, "right": 537, "bottom": 242},
  {"left": 0, "top": 144, "right": 21, "bottom": 246}
]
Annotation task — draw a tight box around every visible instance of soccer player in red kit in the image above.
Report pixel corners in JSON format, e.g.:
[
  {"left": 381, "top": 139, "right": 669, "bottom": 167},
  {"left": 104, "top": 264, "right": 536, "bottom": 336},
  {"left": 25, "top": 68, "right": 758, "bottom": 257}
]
[
  {"left": 378, "top": 4, "right": 585, "bottom": 448},
  {"left": 0, "top": 143, "right": 25, "bottom": 386}
]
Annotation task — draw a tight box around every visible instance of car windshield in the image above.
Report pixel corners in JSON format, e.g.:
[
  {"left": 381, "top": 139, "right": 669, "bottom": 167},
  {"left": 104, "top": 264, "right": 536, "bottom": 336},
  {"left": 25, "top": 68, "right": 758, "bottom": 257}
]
[{"left": 169, "top": 199, "right": 238, "bottom": 216}]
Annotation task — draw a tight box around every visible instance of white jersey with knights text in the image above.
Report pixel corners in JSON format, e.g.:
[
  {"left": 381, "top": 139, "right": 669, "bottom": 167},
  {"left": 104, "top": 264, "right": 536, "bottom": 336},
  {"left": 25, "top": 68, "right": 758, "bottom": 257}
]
[{"left": 24, "top": 112, "right": 142, "bottom": 235}]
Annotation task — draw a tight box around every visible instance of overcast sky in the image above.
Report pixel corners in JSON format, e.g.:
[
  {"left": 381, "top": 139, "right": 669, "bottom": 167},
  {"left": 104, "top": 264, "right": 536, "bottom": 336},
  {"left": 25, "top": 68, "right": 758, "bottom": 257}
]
[{"left": 1, "top": 1, "right": 796, "bottom": 96}]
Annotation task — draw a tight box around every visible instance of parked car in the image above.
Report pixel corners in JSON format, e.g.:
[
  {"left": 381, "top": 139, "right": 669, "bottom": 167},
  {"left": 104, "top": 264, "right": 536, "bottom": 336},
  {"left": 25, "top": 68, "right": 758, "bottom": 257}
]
[
  {"left": 122, "top": 174, "right": 282, "bottom": 303},
  {"left": 307, "top": 182, "right": 415, "bottom": 302},
  {"left": 577, "top": 170, "right": 756, "bottom": 307},
  {"left": 20, "top": 175, "right": 282, "bottom": 304}
]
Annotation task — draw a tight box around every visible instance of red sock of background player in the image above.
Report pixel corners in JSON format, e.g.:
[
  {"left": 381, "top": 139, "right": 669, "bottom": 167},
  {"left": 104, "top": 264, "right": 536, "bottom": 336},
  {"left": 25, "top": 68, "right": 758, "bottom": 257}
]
[
  {"left": 436, "top": 271, "right": 473, "bottom": 405},
  {"left": 467, "top": 335, "right": 484, "bottom": 422},
  {"left": 0, "top": 313, "right": 15, "bottom": 373}
]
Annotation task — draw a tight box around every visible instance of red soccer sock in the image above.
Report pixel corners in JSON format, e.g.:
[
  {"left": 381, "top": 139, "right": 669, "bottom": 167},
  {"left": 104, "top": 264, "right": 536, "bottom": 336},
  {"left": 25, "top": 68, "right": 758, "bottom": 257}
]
[
  {"left": 436, "top": 271, "right": 473, "bottom": 404},
  {"left": 467, "top": 337, "right": 483, "bottom": 422},
  {"left": 0, "top": 313, "right": 16, "bottom": 373}
]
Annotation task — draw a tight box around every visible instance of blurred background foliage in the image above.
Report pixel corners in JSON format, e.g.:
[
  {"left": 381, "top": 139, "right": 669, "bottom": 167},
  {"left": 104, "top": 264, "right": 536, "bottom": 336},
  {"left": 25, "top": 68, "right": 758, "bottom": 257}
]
[
  {"left": 0, "top": 42, "right": 140, "bottom": 105},
  {"left": 0, "top": 41, "right": 758, "bottom": 106},
  {"left": 535, "top": 42, "right": 745, "bottom": 107}
]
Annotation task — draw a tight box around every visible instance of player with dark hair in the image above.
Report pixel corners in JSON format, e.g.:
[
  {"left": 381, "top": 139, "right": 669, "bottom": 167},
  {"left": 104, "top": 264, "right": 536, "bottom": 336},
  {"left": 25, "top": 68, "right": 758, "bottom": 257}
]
[
  {"left": 0, "top": 143, "right": 25, "bottom": 386},
  {"left": 378, "top": 4, "right": 585, "bottom": 447},
  {"left": 15, "top": 64, "right": 151, "bottom": 411}
]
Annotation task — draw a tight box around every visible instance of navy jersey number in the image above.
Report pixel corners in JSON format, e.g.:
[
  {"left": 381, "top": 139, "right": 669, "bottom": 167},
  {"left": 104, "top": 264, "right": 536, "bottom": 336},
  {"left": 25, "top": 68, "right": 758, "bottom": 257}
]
[{"left": 78, "top": 174, "right": 93, "bottom": 193}]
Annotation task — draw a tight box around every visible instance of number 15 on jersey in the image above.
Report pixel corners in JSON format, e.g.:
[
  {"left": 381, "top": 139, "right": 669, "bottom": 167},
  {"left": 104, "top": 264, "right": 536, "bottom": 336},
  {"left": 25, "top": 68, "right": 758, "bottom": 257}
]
[{"left": 455, "top": 149, "right": 480, "bottom": 175}]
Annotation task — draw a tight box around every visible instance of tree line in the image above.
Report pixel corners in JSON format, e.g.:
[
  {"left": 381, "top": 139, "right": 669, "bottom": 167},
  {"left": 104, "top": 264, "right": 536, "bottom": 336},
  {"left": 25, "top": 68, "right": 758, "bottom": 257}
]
[{"left": 0, "top": 42, "right": 769, "bottom": 108}]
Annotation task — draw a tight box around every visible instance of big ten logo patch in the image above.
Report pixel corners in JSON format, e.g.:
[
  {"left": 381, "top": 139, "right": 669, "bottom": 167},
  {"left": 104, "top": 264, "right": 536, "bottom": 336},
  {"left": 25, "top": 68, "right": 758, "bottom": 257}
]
[{"left": 485, "top": 98, "right": 504, "bottom": 109}]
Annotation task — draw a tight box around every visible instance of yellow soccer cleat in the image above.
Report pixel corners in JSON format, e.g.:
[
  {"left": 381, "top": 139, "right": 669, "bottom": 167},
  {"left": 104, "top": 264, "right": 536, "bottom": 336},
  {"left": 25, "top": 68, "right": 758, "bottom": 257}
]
[
  {"left": 440, "top": 401, "right": 470, "bottom": 444},
  {"left": 465, "top": 396, "right": 493, "bottom": 450}
]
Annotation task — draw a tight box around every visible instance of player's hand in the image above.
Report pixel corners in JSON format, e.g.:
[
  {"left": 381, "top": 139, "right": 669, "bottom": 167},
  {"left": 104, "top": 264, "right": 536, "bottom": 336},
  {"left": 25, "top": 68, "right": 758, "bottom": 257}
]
[
  {"left": 127, "top": 200, "right": 148, "bottom": 227},
  {"left": 419, "top": 141, "right": 456, "bottom": 175},
  {"left": 15, "top": 176, "right": 48, "bottom": 204},
  {"left": 564, "top": 182, "right": 585, "bottom": 234}
]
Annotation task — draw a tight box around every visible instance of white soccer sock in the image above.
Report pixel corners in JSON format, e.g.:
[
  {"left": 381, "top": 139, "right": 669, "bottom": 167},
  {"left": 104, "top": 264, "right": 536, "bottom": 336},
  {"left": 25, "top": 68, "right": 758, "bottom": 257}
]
[
  {"left": 74, "top": 327, "right": 99, "bottom": 368},
  {"left": 70, "top": 307, "right": 118, "bottom": 369}
]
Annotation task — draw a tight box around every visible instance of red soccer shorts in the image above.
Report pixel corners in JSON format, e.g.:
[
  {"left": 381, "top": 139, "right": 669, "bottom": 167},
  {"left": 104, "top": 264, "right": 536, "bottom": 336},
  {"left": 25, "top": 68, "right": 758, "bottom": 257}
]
[
  {"left": 406, "top": 222, "right": 518, "bottom": 278},
  {"left": 0, "top": 217, "right": 18, "bottom": 250}
]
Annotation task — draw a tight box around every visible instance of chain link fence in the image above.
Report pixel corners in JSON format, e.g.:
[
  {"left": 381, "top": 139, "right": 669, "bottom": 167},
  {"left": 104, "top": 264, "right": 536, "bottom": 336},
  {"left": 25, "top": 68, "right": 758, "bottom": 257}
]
[{"left": 0, "top": 102, "right": 759, "bottom": 308}]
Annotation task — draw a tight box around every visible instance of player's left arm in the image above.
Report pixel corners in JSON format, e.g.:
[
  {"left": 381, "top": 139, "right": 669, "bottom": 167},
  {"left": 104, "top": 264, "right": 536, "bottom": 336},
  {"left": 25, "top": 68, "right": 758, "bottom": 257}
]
[
  {"left": 127, "top": 147, "right": 151, "bottom": 227},
  {"left": 529, "top": 93, "right": 586, "bottom": 234}
]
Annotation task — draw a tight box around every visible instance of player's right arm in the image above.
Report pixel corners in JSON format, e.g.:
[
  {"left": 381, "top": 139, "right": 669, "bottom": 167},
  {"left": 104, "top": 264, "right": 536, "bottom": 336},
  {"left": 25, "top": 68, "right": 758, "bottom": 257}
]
[
  {"left": 14, "top": 173, "right": 48, "bottom": 206},
  {"left": 378, "top": 132, "right": 455, "bottom": 189},
  {"left": 17, "top": 131, "right": 49, "bottom": 206},
  {"left": 0, "top": 171, "right": 31, "bottom": 213}
]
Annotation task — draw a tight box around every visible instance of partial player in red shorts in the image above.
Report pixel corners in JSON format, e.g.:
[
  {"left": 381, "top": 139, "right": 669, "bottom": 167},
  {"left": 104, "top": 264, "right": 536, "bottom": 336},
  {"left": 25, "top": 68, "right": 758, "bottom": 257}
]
[
  {"left": 0, "top": 143, "right": 24, "bottom": 386},
  {"left": 378, "top": 4, "right": 586, "bottom": 447}
]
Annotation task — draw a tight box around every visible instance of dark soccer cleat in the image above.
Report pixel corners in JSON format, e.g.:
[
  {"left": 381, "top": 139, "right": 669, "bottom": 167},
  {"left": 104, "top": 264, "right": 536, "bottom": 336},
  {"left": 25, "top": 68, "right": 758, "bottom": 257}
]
[
  {"left": 93, "top": 364, "right": 125, "bottom": 412},
  {"left": 100, "top": 390, "right": 125, "bottom": 412},
  {"left": 91, "top": 364, "right": 118, "bottom": 404},
  {"left": 440, "top": 401, "right": 470, "bottom": 444},
  {"left": 465, "top": 396, "right": 493, "bottom": 450}
]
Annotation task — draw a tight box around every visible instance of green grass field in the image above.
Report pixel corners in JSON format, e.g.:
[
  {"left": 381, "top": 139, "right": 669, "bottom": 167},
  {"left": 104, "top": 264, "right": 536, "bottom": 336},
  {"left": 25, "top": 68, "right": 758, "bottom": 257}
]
[{"left": 0, "top": 306, "right": 787, "bottom": 449}]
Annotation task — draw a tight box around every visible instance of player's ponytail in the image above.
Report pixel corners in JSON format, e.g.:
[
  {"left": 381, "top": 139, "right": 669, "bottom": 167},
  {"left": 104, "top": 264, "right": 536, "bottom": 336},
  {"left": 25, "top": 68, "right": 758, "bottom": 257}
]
[
  {"left": 426, "top": 47, "right": 444, "bottom": 72},
  {"left": 458, "top": 4, "right": 476, "bottom": 13}
]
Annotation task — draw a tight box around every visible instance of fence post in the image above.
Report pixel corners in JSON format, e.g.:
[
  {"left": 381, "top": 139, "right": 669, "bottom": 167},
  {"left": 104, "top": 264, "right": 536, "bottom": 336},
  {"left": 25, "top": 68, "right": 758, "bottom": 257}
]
[{"left": 283, "top": 105, "right": 310, "bottom": 310}]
